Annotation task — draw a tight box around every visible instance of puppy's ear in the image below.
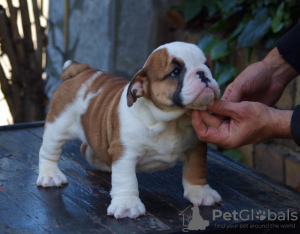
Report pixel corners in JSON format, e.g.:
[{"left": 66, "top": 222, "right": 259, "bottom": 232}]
[{"left": 127, "top": 69, "right": 148, "bottom": 107}]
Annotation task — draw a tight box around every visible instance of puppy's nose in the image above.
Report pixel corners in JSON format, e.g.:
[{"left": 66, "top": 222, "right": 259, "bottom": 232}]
[{"left": 196, "top": 71, "right": 210, "bottom": 87}]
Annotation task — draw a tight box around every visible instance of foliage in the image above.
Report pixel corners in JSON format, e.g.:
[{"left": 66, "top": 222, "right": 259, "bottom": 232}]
[
  {"left": 223, "top": 149, "right": 243, "bottom": 161},
  {"left": 171, "top": 0, "right": 298, "bottom": 157},
  {"left": 173, "top": 0, "right": 298, "bottom": 92}
]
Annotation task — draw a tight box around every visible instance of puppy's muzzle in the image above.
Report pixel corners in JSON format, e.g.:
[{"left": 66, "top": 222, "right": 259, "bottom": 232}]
[{"left": 197, "top": 71, "right": 210, "bottom": 87}]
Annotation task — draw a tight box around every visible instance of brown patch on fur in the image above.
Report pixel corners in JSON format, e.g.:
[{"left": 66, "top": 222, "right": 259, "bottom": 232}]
[
  {"left": 127, "top": 69, "right": 147, "bottom": 107},
  {"left": 61, "top": 61, "right": 90, "bottom": 81},
  {"left": 47, "top": 64, "right": 98, "bottom": 123},
  {"left": 80, "top": 143, "right": 87, "bottom": 157},
  {"left": 183, "top": 141, "right": 207, "bottom": 185},
  {"left": 47, "top": 61, "right": 129, "bottom": 168},
  {"left": 127, "top": 48, "right": 183, "bottom": 110},
  {"left": 80, "top": 72, "right": 128, "bottom": 166}
]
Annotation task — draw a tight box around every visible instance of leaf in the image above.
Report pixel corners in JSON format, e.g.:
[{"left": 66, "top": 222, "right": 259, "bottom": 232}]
[
  {"left": 237, "top": 8, "right": 272, "bottom": 47},
  {"left": 241, "top": 13, "right": 252, "bottom": 25},
  {"left": 226, "top": 22, "right": 244, "bottom": 43},
  {"left": 264, "top": 38, "right": 276, "bottom": 49},
  {"left": 225, "top": 6, "right": 243, "bottom": 19},
  {"left": 271, "top": 2, "right": 285, "bottom": 33},
  {"left": 272, "top": 22, "right": 284, "bottom": 33},
  {"left": 224, "top": 149, "right": 242, "bottom": 161},
  {"left": 275, "top": 2, "right": 285, "bottom": 18},
  {"left": 268, "top": 5, "right": 277, "bottom": 17},
  {"left": 263, "top": 0, "right": 280, "bottom": 6},
  {"left": 217, "top": 0, "right": 237, "bottom": 15},
  {"left": 210, "top": 41, "right": 230, "bottom": 60},
  {"left": 206, "top": 19, "right": 226, "bottom": 33},
  {"left": 283, "top": 11, "right": 291, "bottom": 27},
  {"left": 202, "top": 1, "right": 218, "bottom": 17},
  {"left": 214, "top": 62, "right": 238, "bottom": 86},
  {"left": 197, "top": 35, "right": 219, "bottom": 54},
  {"left": 219, "top": 67, "right": 238, "bottom": 86},
  {"left": 218, "top": 72, "right": 233, "bottom": 86},
  {"left": 226, "top": 13, "right": 251, "bottom": 44},
  {"left": 183, "top": 0, "right": 203, "bottom": 22},
  {"left": 216, "top": 0, "right": 243, "bottom": 19},
  {"left": 214, "top": 61, "right": 223, "bottom": 78},
  {"left": 264, "top": 33, "right": 280, "bottom": 49}
]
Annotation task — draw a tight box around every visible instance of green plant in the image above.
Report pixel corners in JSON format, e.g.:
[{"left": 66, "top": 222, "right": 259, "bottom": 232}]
[
  {"left": 223, "top": 149, "right": 243, "bottom": 161},
  {"left": 173, "top": 0, "right": 298, "bottom": 93},
  {"left": 170, "top": 0, "right": 299, "bottom": 158}
]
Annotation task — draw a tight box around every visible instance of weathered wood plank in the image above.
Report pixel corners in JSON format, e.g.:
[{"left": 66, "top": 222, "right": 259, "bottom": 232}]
[
  {"left": 207, "top": 152, "right": 300, "bottom": 212},
  {"left": 0, "top": 125, "right": 300, "bottom": 233},
  {"left": 0, "top": 129, "right": 172, "bottom": 233},
  {"left": 0, "top": 122, "right": 44, "bottom": 131},
  {"left": 0, "top": 148, "right": 111, "bottom": 233}
]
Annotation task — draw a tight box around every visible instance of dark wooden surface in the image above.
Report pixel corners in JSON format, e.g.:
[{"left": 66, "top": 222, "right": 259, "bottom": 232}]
[{"left": 0, "top": 122, "right": 300, "bottom": 233}]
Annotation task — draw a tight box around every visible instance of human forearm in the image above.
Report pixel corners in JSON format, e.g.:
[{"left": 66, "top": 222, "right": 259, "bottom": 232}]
[
  {"left": 269, "top": 107, "right": 292, "bottom": 139},
  {"left": 265, "top": 19, "right": 300, "bottom": 84},
  {"left": 263, "top": 47, "right": 298, "bottom": 87}
]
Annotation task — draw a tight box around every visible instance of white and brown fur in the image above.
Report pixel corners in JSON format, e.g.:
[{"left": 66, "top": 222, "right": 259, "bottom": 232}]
[{"left": 37, "top": 42, "right": 222, "bottom": 219}]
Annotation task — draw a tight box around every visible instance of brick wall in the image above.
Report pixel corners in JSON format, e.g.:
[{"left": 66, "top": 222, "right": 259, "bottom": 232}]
[
  {"left": 170, "top": 29, "right": 300, "bottom": 190},
  {"left": 234, "top": 47, "right": 300, "bottom": 191},
  {"left": 251, "top": 79, "right": 300, "bottom": 190}
]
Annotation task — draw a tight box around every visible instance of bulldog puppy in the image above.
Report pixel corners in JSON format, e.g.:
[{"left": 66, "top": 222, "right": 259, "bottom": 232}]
[{"left": 37, "top": 41, "right": 222, "bottom": 219}]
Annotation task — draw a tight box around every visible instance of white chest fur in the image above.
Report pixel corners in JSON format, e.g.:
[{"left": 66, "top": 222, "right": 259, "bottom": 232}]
[{"left": 119, "top": 85, "right": 198, "bottom": 173}]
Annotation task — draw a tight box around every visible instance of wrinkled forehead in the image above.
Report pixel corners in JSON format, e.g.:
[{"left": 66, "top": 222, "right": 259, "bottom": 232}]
[{"left": 152, "top": 42, "right": 206, "bottom": 67}]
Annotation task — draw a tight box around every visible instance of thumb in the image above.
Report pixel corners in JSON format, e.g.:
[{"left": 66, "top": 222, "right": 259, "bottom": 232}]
[
  {"left": 207, "top": 100, "right": 238, "bottom": 118},
  {"left": 222, "top": 83, "right": 242, "bottom": 102}
]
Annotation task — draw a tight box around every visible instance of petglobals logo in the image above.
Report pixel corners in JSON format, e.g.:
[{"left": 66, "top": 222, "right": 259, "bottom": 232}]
[
  {"left": 213, "top": 209, "right": 298, "bottom": 222},
  {"left": 180, "top": 206, "right": 298, "bottom": 232}
]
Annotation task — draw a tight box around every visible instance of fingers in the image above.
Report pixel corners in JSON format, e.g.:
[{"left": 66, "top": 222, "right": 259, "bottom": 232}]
[
  {"left": 197, "top": 110, "right": 223, "bottom": 128},
  {"left": 221, "top": 84, "right": 232, "bottom": 101},
  {"left": 207, "top": 100, "right": 239, "bottom": 118},
  {"left": 192, "top": 100, "right": 245, "bottom": 147},
  {"left": 192, "top": 110, "right": 208, "bottom": 136},
  {"left": 222, "top": 82, "right": 242, "bottom": 102},
  {"left": 192, "top": 110, "right": 225, "bottom": 144}
]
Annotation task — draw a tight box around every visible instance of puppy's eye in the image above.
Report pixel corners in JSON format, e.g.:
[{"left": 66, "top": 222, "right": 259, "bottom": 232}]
[{"left": 170, "top": 67, "right": 181, "bottom": 77}]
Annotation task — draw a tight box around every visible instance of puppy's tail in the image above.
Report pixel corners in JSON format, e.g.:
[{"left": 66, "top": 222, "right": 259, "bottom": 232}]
[{"left": 61, "top": 60, "right": 90, "bottom": 81}]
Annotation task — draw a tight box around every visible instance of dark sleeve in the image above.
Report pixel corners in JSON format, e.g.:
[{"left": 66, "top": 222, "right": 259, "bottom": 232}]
[
  {"left": 277, "top": 19, "right": 300, "bottom": 74},
  {"left": 291, "top": 105, "right": 300, "bottom": 146}
]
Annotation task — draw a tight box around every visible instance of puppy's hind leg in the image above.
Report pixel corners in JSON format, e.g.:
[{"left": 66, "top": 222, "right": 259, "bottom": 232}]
[
  {"left": 80, "top": 143, "right": 111, "bottom": 172},
  {"left": 37, "top": 119, "right": 73, "bottom": 187}
]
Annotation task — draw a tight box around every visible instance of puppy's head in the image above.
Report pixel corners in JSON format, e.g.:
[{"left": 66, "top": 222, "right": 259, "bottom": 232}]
[{"left": 127, "top": 41, "right": 220, "bottom": 111}]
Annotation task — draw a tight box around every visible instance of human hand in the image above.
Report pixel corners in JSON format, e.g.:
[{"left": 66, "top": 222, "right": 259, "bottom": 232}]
[
  {"left": 222, "top": 48, "right": 298, "bottom": 106},
  {"left": 192, "top": 100, "right": 292, "bottom": 149}
]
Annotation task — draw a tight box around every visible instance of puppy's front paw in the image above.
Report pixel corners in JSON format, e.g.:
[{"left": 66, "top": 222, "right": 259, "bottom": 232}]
[
  {"left": 37, "top": 165, "right": 68, "bottom": 187},
  {"left": 184, "top": 184, "right": 222, "bottom": 206},
  {"left": 107, "top": 196, "right": 146, "bottom": 219}
]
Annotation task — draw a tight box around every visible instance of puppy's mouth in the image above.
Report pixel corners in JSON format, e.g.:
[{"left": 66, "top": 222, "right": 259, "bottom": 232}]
[{"left": 185, "top": 86, "right": 219, "bottom": 110}]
